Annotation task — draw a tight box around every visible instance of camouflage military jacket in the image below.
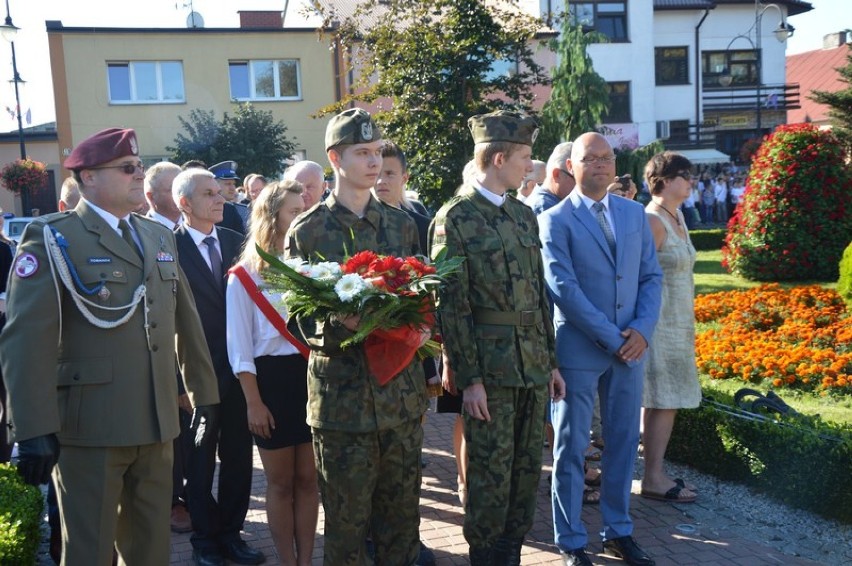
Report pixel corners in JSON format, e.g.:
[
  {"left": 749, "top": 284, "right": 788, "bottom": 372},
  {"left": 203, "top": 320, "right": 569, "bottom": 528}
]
[
  {"left": 430, "top": 186, "right": 557, "bottom": 391},
  {"left": 285, "top": 192, "right": 428, "bottom": 432}
]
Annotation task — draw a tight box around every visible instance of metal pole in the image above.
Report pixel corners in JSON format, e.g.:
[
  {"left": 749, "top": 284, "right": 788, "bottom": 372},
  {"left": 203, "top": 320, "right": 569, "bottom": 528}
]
[
  {"left": 755, "top": 4, "right": 762, "bottom": 139},
  {"left": 11, "top": 41, "right": 24, "bottom": 160},
  {"left": 5, "top": 0, "right": 29, "bottom": 213}
]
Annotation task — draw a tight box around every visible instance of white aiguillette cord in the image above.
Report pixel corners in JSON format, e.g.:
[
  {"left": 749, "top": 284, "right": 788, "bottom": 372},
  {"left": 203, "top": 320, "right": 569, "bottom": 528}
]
[{"left": 43, "top": 224, "right": 152, "bottom": 350}]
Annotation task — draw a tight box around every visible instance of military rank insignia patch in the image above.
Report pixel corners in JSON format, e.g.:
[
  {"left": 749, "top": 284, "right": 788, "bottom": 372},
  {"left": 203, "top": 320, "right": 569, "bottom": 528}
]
[{"left": 14, "top": 253, "right": 39, "bottom": 278}]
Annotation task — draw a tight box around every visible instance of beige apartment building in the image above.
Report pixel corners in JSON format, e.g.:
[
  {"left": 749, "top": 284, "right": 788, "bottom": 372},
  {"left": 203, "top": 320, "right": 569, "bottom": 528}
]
[{"left": 48, "top": 12, "right": 338, "bottom": 179}]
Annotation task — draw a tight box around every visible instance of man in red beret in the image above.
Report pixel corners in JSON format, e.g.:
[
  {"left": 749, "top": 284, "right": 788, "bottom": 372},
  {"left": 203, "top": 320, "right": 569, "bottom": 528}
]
[{"left": 0, "top": 127, "right": 220, "bottom": 565}]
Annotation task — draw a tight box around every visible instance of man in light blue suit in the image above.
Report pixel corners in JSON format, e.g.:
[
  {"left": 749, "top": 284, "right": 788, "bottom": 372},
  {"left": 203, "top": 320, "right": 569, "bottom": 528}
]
[{"left": 539, "top": 132, "right": 663, "bottom": 566}]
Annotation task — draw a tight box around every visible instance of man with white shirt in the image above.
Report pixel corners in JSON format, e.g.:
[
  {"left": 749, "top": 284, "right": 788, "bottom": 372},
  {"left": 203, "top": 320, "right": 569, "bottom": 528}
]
[
  {"left": 145, "top": 162, "right": 183, "bottom": 230},
  {"left": 172, "top": 169, "right": 263, "bottom": 566},
  {"left": 0, "top": 127, "right": 219, "bottom": 565},
  {"left": 539, "top": 132, "right": 662, "bottom": 566},
  {"left": 713, "top": 175, "right": 728, "bottom": 223}
]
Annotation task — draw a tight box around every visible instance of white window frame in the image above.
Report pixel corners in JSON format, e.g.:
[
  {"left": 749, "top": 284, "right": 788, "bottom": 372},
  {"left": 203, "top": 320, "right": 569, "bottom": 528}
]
[
  {"left": 229, "top": 59, "right": 302, "bottom": 102},
  {"left": 107, "top": 61, "right": 185, "bottom": 105}
]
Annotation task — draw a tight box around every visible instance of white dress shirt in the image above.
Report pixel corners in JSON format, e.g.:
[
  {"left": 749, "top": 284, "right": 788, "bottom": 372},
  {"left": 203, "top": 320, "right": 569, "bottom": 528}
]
[
  {"left": 147, "top": 211, "right": 182, "bottom": 231},
  {"left": 226, "top": 262, "right": 300, "bottom": 377},
  {"left": 472, "top": 181, "right": 507, "bottom": 207},
  {"left": 184, "top": 224, "right": 220, "bottom": 273}
]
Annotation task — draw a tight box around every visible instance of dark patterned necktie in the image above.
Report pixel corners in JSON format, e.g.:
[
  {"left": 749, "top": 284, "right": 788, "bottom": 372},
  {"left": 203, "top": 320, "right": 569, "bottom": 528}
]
[
  {"left": 592, "top": 202, "right": 616, "bottom": 257},
  {"left": 203, "top": 236, "right": 223, "bottom": 285}
]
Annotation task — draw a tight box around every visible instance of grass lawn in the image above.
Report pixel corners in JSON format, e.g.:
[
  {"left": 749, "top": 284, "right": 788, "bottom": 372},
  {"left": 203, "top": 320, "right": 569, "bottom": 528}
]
[
  {"left": 693, "top": 249, "right": 837, "bottom": 295},
  {"left": 693, "top": 250, "right": 850, "bottom": 426}
]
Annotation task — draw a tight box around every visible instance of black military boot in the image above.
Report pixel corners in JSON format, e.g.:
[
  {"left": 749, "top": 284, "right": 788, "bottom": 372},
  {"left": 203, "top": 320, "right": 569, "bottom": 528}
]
[
  {"left": 496, "top": 537, "right": 524, "bottom": 566},
  {"left": 468, "top": 546, "right": 494, "bottom": 566}
]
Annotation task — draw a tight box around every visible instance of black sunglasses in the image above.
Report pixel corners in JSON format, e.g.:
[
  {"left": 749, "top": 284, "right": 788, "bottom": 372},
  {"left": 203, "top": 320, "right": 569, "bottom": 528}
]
[{"left": 91, "top": 162, "right": 145, "bottom": 175}]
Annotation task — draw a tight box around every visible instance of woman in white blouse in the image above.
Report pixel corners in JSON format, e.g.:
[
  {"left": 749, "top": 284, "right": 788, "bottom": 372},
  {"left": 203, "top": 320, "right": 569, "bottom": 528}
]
[{"left": 226, "top": 180, "right": 316, "bottom": 565}]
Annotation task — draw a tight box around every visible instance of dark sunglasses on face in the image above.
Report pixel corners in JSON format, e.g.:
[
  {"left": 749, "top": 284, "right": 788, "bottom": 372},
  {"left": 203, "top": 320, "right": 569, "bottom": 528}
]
[{"left": 91, "top": 162, "right": 145, "bottom": 175}]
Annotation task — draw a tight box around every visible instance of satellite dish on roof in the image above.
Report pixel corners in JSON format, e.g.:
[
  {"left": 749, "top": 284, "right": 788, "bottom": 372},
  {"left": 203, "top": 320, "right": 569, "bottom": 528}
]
[{"left": 186, "top": 11, "right": 205, "bottom": 28}]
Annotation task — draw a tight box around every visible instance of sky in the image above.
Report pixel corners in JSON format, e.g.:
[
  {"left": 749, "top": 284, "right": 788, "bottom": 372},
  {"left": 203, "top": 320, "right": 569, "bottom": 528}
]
[{"left": 0, "top": 0, "right": 848, "bottom": 133}]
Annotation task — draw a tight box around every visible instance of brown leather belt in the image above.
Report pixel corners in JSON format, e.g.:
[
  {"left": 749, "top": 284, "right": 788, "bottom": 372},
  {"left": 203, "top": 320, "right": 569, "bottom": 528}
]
[{"left": 472, "top": 308, "right": 541, "bottom": 326}]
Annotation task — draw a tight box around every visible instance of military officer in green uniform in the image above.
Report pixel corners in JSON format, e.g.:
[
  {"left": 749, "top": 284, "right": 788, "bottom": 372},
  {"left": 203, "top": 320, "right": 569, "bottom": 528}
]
[
  {"left": 430, "top": 110, "right": 566, "bottom": 565},
  {"left": 0, "top": 127, "right": 220, "bottom": 566},
  {"left": 285, "top": 108, "right": 428, "bottom": 566}
]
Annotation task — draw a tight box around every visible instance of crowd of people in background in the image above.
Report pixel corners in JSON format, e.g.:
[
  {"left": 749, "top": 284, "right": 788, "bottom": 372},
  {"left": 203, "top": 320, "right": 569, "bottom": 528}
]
[{"left": 0, "top": 106, "right": 725, "bottom": 566}]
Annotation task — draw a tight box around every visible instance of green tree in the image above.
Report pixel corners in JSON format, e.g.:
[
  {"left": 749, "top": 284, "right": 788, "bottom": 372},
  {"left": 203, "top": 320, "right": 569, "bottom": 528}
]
[
  {"left": 313, "top": 0, "right": 548, "bottom": 206},
  {"left": 536, "top": 19, "right": 610, "bottom": 156},
  {"left": 167, "top": 103, "right": 297, "bottom": 178},
  {"left": 810, "top": 44, "right": 852, "bottom": 155},
  {"left": 167, "top": 109, "right": 222, "bottom": 167}
]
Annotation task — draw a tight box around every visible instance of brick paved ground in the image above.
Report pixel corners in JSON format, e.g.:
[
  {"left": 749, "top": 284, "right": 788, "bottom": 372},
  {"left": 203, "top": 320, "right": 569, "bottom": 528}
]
[{"left": 161, "top": 411, "right": 822, "bottom": 565}]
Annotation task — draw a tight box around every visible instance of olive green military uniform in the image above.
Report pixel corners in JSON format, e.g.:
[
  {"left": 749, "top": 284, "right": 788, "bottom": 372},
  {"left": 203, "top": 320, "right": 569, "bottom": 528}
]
[
  {"left": 0, "top": 200, "right": 219, "bottom": 566},
  {"left": 285, "top": 192, "right": 428, "bottom": 566},
  {"left": 430, "top": 184, "right": 557, "bottom": 554}
]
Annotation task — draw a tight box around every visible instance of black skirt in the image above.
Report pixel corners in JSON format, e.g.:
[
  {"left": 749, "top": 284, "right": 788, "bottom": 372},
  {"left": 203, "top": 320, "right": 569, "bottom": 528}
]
[{"left": 253, "top": 354, "right": 312, "bottom": 450}]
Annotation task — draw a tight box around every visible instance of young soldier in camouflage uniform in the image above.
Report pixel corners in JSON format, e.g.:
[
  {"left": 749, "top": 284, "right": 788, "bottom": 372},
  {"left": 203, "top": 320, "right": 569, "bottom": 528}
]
[
  {"left": 285, "top": 108, "right": 428, "bottom": 566},
  {"left": 430, "top": 110, "right": 566, "bottom": 565}
]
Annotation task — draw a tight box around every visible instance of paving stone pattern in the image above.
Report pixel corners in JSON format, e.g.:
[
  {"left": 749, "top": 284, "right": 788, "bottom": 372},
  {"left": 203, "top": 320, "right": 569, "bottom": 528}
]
[{"left": 35, "top": 411, "right": 842, "bottom": 565}]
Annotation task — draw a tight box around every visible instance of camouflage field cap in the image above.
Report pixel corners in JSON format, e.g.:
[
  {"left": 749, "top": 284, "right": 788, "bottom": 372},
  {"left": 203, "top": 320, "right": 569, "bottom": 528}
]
[
  {"left": 468, "top": 110, "right": 539, "bottom": 146},
  {"left": 325, "top": 108, "right": 382, "bottom": 150}
]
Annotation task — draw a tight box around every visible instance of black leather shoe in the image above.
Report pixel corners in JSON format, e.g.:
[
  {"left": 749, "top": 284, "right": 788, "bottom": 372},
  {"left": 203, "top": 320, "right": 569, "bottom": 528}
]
[
  {"left": 602, "top": 536, "right": 655, "bottom": 566},
  {"left": 561, "top": 548, "right": 593, "bottom": 566},
  {"left": 221, "top": 539, "right": 265, "bottom": 565},
  {"left": 192, "top": 548, "right": 225, "bottom": 566}
]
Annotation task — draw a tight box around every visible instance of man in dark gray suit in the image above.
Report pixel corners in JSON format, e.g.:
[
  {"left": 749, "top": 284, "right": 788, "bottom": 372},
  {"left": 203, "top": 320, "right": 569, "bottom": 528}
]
[{"left": 173, "top": 169, "right": 262, "bottom": 566}]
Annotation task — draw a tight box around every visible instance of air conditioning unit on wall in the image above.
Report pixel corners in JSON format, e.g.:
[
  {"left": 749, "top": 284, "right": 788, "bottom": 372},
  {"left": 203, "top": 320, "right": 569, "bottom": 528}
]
[{"left": 656, "top": 120, "right": 670, "bottom": 140}]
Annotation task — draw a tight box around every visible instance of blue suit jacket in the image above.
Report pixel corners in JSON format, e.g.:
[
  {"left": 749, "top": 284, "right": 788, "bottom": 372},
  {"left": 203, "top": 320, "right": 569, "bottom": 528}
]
[{"left": 538, "top": 191, "right": 662, "bottom": 372}]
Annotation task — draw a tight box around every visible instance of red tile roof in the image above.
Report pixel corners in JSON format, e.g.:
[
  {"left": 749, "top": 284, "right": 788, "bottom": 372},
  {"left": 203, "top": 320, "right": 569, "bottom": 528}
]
[{"left": 787, "top": 44, "right": 849, "bottom": 124}]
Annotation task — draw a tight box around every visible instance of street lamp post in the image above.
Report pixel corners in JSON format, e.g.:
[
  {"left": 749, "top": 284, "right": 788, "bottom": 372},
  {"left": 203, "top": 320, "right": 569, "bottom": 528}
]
[
  {"left": 0, "top": 0, "right": 29, "bottom": 213},
  {"left": 754, "top": 0, "right": 794, "bottom": 138}
]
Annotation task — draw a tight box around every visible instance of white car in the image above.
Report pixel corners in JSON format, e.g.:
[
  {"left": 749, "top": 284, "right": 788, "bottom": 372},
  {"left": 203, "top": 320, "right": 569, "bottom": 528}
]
[{"left": 5, "top": 217, "right": 34, "bottom": 245}]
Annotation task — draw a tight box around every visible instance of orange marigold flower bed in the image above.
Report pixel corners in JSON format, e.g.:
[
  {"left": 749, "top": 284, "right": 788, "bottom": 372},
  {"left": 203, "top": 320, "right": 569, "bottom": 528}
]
[{"left": 695, "top": 284, "right": 852, "bottom": 395}]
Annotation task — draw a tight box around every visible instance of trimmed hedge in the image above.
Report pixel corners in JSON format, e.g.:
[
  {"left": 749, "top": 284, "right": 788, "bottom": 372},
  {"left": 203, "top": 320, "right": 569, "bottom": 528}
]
[
  {"left": 669, "top": 389, "right": 852, "bottom": 523},
  {"left": 0, "top": 464, "right": 43, "bottom": 565},
  {"left": 689, "top": 228, "right": 725, "bottom": 251}
]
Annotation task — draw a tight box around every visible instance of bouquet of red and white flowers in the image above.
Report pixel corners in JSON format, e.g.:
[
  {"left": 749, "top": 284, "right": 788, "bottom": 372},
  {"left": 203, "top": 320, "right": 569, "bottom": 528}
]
[{"left": 258, "top": 246, "right": 463, "bottom": 384}]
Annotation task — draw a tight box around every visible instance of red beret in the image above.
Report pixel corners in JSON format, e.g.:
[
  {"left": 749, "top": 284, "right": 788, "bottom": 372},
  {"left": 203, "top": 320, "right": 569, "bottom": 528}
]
[{"left": 64, "top": 128, "right": 140, "bottom": 171}]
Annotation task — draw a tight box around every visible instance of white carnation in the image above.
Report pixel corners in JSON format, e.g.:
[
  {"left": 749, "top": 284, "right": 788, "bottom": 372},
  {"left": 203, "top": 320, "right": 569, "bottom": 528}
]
[
  {"left": 334, "top": 273, "right": 369, "bottom": 302},
  {"left": 283, "top": 257, "right": 307, "bottom": 271},
  {"left": 310, "top": 261, "right": 343, "bottom": 281}
]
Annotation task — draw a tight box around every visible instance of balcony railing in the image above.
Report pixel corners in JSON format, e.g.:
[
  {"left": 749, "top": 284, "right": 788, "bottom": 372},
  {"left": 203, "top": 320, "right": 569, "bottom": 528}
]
[
  {"left": 702, "top": 82, "right": 800, "bottom": 112},
  {"left": 664, "top": 122, "right": 718, "bottom": 150}
]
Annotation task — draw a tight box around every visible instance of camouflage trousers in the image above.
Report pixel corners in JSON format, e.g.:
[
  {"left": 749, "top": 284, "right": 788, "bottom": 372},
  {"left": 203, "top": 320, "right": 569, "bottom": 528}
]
[
  {"left": 312, "top": 418, "right": 423, "bottom": 566},
  {"left": 463, "top": 384, "right": 547, "bottom": 549}
]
